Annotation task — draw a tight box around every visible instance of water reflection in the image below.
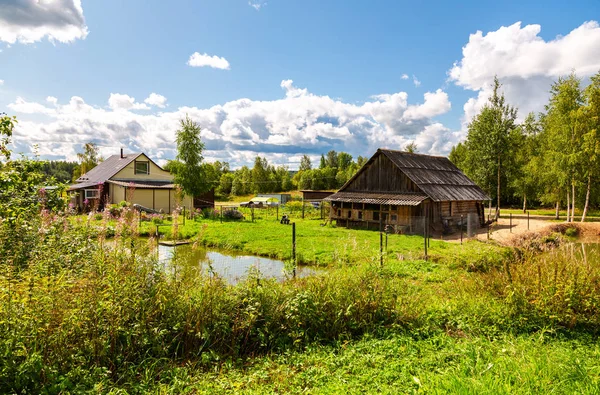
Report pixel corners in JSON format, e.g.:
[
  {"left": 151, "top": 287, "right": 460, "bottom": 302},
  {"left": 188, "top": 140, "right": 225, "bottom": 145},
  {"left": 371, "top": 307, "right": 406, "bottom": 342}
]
[{"left": 157, "top": 244, "right": 318, "bottom": 285}]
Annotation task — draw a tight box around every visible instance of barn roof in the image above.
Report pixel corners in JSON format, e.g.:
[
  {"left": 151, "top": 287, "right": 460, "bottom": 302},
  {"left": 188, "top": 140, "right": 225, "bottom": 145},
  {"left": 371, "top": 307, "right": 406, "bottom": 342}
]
[
  {"left": 378, "top": 149, "right": 490, "bottom": 201},
  {"left": 74, "top": 153, "right": 142, "bottom": 184},
  {"left": 329, "top": 149, "right": 490, "bottom": 203}
]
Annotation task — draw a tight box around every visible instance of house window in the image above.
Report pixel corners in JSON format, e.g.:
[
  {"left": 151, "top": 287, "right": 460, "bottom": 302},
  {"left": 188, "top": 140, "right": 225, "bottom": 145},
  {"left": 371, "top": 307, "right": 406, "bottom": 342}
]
[
  {"left": 135, "top": 160, "right": 150, "bottom": 175},
  {"left": 347, "top": 210, "right": 352, "bottom": 218},
  {"left": 373, "top": 211, "right": 380, "bottom": 221},
  {"left": 84, "top": 189, "right": 100, "bottom": 199},
  {"left": 391, "top": 214, "right": 398, "bottom": 222},
  {"left": 358, "top": 211, "right": 363, "bottom": 220}
]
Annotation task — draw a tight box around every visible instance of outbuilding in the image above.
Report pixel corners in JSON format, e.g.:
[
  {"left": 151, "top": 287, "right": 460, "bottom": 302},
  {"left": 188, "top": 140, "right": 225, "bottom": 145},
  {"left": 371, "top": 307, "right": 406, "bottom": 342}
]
[{"left": 323, "top": 149, "right": 490, "bottom": 232}]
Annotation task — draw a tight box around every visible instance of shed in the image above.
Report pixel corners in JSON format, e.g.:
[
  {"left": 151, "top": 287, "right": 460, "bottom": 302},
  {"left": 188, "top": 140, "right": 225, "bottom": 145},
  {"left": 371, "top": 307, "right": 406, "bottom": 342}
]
[
  {"left": 300, "top": 190, "right": 335, "bottom": 202},
  {"left": 256, "top": 193, "right": 292, "bottom": 204},
  {"left": 323, "top": 149, "right": 490, "bottom": 231}
]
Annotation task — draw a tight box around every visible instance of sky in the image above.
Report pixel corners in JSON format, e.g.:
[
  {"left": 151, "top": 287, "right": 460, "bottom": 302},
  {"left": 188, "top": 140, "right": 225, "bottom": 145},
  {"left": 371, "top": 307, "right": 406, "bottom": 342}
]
[{"left": 1, "top": 0, "right": 600, "bottom": 169}]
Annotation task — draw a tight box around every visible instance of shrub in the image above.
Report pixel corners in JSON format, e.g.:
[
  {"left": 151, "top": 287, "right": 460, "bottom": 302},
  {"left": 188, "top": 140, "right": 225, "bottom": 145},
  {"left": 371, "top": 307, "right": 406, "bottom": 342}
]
[
  {"left": 223, "top": 209, "right": 244, "bottom": 220},
  {"left": 201, "top": 208, "right": 218, "bottom": 219},
  {"left": 107, "top": 204, "right": 121, "bottom": 218},
  {"left": 94, "top": 212, "right": 103, "bottom": 221}
]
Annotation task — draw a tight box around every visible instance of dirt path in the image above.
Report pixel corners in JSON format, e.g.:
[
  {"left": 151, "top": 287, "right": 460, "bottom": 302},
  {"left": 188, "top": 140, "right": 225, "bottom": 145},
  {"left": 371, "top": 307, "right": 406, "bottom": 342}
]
[{"left": 441, "top": 217, "right": 600, "bottom": 245}]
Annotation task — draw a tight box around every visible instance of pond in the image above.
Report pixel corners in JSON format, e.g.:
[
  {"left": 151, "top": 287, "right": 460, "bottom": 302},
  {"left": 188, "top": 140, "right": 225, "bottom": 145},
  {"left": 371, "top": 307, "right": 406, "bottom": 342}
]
[{"left": 157, "top": 244, "right": 319, "bottom": 285}]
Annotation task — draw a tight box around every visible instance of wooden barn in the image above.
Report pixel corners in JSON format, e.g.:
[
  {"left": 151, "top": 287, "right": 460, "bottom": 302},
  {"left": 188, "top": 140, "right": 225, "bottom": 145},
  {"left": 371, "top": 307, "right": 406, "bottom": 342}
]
[{"left": 323, "top": 149, "right": 490, "bottom": 232}]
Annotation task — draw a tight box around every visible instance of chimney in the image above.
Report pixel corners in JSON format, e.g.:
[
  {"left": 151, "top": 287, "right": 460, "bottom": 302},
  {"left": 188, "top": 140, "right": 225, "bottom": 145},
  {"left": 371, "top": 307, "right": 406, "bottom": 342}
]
[{"left": 120, "top": 148, "right": 124, "bottom": 158}]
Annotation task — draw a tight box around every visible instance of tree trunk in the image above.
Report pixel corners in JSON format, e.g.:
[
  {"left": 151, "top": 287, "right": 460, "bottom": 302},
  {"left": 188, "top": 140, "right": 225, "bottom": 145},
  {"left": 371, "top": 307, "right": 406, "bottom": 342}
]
[
  {"left": 555, "top": 201, "right": 560, "bottom": 220},
  {"left": 566, "top": 191, "right": 571, "bottom": 223},
  {"left": 571, "top": 181, "right": 576, "bottom": 222},
  {"left": 582, "top": 173, "right": 591, "bottom": 223},
  {"left": 522, "top": 194, "right": 527, "bottom": 214},
  {"left": 496, "top": 155, "right": 501, "bottom": 221}
]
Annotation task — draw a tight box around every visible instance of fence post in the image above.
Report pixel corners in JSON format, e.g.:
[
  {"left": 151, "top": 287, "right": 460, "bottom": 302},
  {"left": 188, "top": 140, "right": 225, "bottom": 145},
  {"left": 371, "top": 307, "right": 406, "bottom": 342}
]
[
  {"left": 510, "top": 213, "right": 512, "bottom": 233},
  {"left": 321, "top": 202, "right": 324, "bottom": 220},
  {"left": 380, "top": 232, "right": 383, "bottom": 267},
  {"left": 460, "top": 215, "right": 463, "bottom": 245},
  {"left": 527, "top": 211, "right": 530, "bottom": 230},
  {"left": 292, "top": 222, "right": 296, "bottom": 278},
  {"left": 424, "top": 216, "right": 428, "bottom": 261},
  {"left": 252, "top": 207, "right": 255, "bottom": 223},
  {"left": 302, "top": 199, "right": 305, "bottom": 219},
  {"left": 487, "top": 223, "right": 490, "bottom": 240},
  {"left": 183, "top": 207, "right": 186, "bottom": 226},
  {"left": 276, "top": 205, "right": 279, "bottom": 221},
  {"left": 139, "top": 209, "right": 142, "bottom": 227},
  {"left": 220, "top": 206, "right": 223, "bottom": 223}
]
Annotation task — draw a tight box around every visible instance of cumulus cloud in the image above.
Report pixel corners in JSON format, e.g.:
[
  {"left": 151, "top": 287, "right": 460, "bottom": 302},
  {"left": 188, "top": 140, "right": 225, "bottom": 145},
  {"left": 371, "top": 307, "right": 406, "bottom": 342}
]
[
  {"left": 401, "top": 74, "right": 409, "bottom": 80},
  {"left": 6, "top": 80, "right": 455, "bottom": 167},
  {"left": 108, "top": 93, "right": 149, "bottom": 111},
  {"left": 144, "top": 93, "right": 167, "bottom": 108},
  {"left": 0, "top": 79, "right": 4, "bottom": 86},
  {"left": 187, "top": 52, "right": 231, "bottom": 70},
  {"left": 450, "top": 21, "right": 600, "bottom": 125},
  {"left": 0, "top": 0, "right": 88, "bottom": 44}
]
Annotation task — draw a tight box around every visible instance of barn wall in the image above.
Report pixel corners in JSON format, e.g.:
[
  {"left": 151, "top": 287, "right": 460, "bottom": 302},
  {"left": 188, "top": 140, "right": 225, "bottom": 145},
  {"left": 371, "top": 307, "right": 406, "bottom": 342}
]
[{"left": 344, "top": 154, "right": 420, "bottom": 193}]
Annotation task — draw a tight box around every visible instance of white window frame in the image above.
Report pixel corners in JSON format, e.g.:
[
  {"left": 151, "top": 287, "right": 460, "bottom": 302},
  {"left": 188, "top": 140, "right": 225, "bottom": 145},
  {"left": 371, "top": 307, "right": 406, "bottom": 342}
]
[
  {"left": 134, "top": 160, "right": 150, "bottom": 175},
  {"left": 84, "top": 189, "right": 100, "bottom": 199}
]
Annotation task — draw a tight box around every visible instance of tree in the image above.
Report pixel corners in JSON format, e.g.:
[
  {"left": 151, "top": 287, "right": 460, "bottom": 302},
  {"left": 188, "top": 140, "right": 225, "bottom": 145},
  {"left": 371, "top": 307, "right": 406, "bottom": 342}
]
[
  {"left": 72, "top": 142, "right": 103, "bottom": 181},
  {"left": 325, "top": 150, "right": 338, "bottom": 168},
  {"left": 464, "top": 77, "right": 518, "bottom": 220},
  {"left": 512, "top": 113, "right": 542, "bottom": 212},
  {"left": 171, "top": 116, "right": 211, "bottom": 198},
  {"left": 404, "top": 142, "right": 418, "bottom": 153},
  {"left": 579, "top": 71, "right": 600, "bottom": 221},
  {"left": 337, "top": 152, "right": 353, "bottom": 171},
  {"left": 543, "top": 74, "right": 584, "bottom": 222},
  {"left": 356, "top": 156, "right": 367, "bottom": 168},
  {"left": 319, "top": 154, "right": 326, "bottom": 169},
  {"left": 252, "top": 156, "right": 269, "bottom": 193},
  {"left": 299, "top": 155, "right": 312, "bottom": 171}
]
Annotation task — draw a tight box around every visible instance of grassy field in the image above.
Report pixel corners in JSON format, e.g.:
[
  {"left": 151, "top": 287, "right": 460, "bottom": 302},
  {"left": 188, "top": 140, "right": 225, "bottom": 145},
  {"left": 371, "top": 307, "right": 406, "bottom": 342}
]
[{"left": 3, "top": 207, "right": 599, "bottom": 393}]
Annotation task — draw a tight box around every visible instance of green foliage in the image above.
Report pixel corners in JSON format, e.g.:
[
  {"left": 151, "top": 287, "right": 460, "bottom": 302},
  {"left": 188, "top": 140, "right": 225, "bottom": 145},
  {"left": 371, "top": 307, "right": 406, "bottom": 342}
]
[
  {"left": 72, "top": 142, "right": 102, "bottom": 181},
  {"left": 171, "top": 115, "right": 212, "bottom": 197}
]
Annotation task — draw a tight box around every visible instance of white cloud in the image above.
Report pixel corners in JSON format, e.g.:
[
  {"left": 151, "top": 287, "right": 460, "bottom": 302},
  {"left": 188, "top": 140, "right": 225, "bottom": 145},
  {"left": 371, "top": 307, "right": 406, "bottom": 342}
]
[
  {"left": 249, "top": 1, "right": 267, "bottom": 11},
  {"left": 108, "top": 93, "right": 149, "bottom": 111},
  {"left": 413, "top": 75, "right": 421, "bottom": 87},
  {"left": 401, "top": 74, "right": 409, "bottom": 80},
  {"left": 46, "top": 96, "right": 58, "bottom": 106},
  {"left": 450, "top": 21, "right": 600, "bottom": 126},
  {"left": 187, "top": 52, "right": 231, "bottom": 70},
  {"left": 0, "top": 0, "right": 88, "bottom": 44},
  {"left": 7, "top": 80, "right": 455, "bottom": 167},
  {"left": 0, "top": 79, "right": 4, "bottom": 86},
  {"left": 144, "top": 93, "right": 167, "bottom": 108}
]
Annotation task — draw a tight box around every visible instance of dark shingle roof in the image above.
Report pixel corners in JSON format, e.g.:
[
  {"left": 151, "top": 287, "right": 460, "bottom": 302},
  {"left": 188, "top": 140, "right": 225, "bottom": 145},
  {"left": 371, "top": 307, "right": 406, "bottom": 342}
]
[
  {"left": 378, "top": 149, "right": 490, "bottom": 202},
  {"left": 75, "top": 153, "right": 142, "bottom": 183}
]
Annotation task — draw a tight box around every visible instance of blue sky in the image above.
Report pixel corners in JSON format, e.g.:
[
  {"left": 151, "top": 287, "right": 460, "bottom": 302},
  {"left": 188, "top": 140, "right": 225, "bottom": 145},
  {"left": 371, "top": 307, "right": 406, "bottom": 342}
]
[{"left": 1, "top": 0, "right": 599, "bottom": 168}]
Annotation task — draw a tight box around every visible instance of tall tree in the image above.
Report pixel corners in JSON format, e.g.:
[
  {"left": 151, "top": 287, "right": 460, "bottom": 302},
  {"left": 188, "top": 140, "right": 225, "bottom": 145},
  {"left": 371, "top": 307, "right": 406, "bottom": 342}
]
[
  {"left": 252, "top": 156, "right": 269, "bottom": 193},
  {"left": 580, "top": 71, "right": 600, "bottom": 221},
  {"left": 337, "top": 152, "right": 353, "bottom": 171},
  {"left": 299, "top": 154, "right": 312, "bottom": 171},
  {"left": 319, "top": 154, "right": 327, "bottom": 169},
  {"left": 73, "top": 142, "right": 103, "bottom": 181},
  {"left": 544, "top": 74, "right": 584, "bottom": 222},
  {"left": 171, "top": 116, "right": 211, "bottom": 198},
  {"left": 464, "top": 77, "right": 518, "bottom": 220},
  {"left": 325, "top": 150, "right": 338, "bottom": 168}
]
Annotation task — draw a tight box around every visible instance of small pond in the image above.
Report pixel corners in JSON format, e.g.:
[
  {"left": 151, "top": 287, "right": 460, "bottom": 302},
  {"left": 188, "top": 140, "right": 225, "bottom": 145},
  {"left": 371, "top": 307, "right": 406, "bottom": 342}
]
[{"left": 157, "top": 244, "right": 318, "bottom": 285}]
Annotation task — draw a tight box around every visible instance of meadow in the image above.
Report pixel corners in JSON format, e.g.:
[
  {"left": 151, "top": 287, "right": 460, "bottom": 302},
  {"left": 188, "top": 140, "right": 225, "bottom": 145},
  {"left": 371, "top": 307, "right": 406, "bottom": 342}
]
[{"left": 1, "top": 206, "right": 599, "bottom": 393}]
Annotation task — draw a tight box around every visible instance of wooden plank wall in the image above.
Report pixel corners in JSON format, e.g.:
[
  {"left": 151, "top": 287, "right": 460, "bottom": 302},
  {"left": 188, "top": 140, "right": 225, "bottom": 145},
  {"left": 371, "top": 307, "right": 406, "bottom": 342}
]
[{"left": 344, "top": 154, "right": 420, "bottom": 193}]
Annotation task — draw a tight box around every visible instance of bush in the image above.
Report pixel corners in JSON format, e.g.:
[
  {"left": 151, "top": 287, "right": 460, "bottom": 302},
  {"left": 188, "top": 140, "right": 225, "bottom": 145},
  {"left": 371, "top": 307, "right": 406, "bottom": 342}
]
[
  {"left": 107, "top": 204, "right": 121, "bottom": 218},
  {"left": 201, "top": 208, "right": 218, "bottom": 219},
  {"left": 94, "top": 212, "right": 103, "bottom": 221},
  {"left": 223, "top": 209, "right": 244, "bottom": 220}
]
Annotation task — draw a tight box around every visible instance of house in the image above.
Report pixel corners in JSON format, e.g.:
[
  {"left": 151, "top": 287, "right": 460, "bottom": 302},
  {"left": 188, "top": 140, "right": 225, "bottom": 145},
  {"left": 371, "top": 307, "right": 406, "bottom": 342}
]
[
  {"left": 68, "top": 149, "right": 214, "bottom": 213},
  {"left": 323, "top": 149, "right": 490, "bottom": 231},
  {"left": 256, "top": 193, "right": 292, "bottom": 204}
]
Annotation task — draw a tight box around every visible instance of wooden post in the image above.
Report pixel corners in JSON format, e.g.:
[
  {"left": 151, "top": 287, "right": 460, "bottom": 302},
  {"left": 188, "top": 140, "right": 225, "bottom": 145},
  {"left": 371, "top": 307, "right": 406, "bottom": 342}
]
[
  {"left": 139, "top": 209, "right": 142, "bottom": 227},
  {"left": 510, "top": 213, "right": 512, "bottom": 233},
  {"left": 220, "top": 206, "right": 223, "bottom": 223},
  {"left": 424, "top": 214, "right": 428, "bottom": 261},
  {"left": 292, "top": 222, "right": 296, "bottom": 278},
  {"left": 183, "top": 206, "right": 186, "bottom": 226},
  {"left": 276, "top": 205, "right": 279, "bottom": 221},
  {"left": 380, "top": 232, "right": 383, "bottom": 267},
  {"left": 487, "top": 223, "right": 490, "bottom": 240},
  {"left": 302, "top": 198, "right": 305, "bottom": 219},
  {"left": 379, "top": 204, "right": 383, "bottom": 232},
  {"left": 252, "top": 207, "right": 254, "bottom": 223},
  {"left": 460, "top": 215, "right": 463, "bottom": 245},
  {"left": 320, "top": 202, "right": 324, "bottom": 220},
  {"left": 527, "top": 211, "right": 530, "bottom": 230}
]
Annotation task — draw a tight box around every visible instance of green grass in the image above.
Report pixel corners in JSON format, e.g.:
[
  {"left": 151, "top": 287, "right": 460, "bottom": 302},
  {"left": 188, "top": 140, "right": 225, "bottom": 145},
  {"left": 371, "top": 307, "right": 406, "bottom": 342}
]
[
  {"left": 500, "top": 207, "right": 600, "bottom": 219},
  {"left": 137, "top": 214, "right": 509, "bottom": 270},
  {"left": 156, "top": 333, "right": 600, "bottom": 394}
]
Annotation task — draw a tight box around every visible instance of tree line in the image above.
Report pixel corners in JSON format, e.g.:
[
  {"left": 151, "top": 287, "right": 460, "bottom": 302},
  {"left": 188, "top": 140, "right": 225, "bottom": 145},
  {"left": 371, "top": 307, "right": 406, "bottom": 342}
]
[{"left": 450, "top": 72, "right": 600, "bottom": 221}]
